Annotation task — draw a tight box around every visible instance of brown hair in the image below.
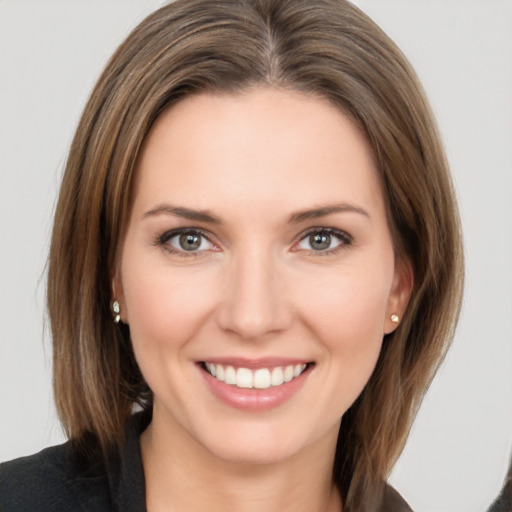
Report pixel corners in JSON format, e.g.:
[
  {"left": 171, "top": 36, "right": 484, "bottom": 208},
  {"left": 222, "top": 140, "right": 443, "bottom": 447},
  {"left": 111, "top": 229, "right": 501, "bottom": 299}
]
[{"left": 47, "top": 1, "right": 464, "bottom": 510}]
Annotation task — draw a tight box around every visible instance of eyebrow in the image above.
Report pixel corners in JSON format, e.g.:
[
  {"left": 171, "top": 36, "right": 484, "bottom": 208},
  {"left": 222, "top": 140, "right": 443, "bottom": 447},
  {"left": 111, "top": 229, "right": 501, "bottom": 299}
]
[
  {"left": 142, "top": 202, "right": 369, "bottom": 224},
  {"left": 142, "top": 205, "right": 222, "bottom": 224},
  {"left": 287, "top": 203, "right": 370, "bottom": 223}
]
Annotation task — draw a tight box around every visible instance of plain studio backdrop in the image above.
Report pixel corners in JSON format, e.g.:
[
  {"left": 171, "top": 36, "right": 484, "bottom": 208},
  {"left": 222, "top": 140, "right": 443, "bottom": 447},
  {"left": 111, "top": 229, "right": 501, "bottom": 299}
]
[{"left": 0, "top": 1, "right": 511, "bottom": 511}]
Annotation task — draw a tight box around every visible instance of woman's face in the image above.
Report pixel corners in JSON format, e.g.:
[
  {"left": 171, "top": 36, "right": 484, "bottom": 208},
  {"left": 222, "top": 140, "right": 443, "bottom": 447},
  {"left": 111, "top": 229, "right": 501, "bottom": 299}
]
[{"left": 116, "top": 87, "right": 410, "bottom": 464}]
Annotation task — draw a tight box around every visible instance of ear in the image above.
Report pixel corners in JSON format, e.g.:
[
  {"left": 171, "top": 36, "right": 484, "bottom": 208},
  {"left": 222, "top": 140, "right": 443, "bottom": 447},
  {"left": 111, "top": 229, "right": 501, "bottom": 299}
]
[
  {"left": 383, "top": 256, "right": 413, "bottom": 335},
  {"left": 111, "top": 268, "right": 128, "bottom": 324}
]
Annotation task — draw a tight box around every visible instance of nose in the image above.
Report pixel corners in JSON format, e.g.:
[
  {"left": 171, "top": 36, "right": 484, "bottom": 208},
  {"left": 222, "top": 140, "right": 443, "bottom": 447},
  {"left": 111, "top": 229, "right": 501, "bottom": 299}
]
[{"left": 216, "top": 245, "right": 293, "bottom": 341}]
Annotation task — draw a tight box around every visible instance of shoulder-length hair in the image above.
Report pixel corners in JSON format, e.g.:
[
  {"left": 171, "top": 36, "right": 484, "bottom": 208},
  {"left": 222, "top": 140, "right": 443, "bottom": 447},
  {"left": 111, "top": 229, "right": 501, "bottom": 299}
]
[{"left": 48, "top": 1, "right": 464, "bottom": 510}]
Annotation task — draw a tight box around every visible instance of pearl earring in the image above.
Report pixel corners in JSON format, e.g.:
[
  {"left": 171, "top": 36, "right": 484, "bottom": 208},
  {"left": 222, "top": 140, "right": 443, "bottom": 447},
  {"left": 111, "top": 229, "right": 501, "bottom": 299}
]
[
  {"left": 390, "top": 314, "right": 399, "bottom": 323},
  {"left": 112, "top": 300, "right": 121, "bottom": 324}
]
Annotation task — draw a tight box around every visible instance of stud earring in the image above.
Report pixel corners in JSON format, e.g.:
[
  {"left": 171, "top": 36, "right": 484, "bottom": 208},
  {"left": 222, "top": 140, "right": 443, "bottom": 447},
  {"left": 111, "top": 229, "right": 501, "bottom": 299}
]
[
  {"left": 390, "top": 314, "right": 399, "bottom": 323},
  {"left": 112, "top": 300, "right": 121, "bottom": 324}
]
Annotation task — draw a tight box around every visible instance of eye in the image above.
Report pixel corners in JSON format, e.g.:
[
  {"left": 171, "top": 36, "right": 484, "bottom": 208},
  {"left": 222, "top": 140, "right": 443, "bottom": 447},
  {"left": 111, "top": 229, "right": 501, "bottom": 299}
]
[
  {"left": 159, "top": 229, "right": 215, "bottom": 254},
  {"left": 296, "top": 229, "right": 351, "bottom": 253}
]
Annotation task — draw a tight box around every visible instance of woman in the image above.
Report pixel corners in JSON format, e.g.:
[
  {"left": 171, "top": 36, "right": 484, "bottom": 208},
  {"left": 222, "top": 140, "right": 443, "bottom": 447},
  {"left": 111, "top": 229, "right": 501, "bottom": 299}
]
[{"left": 0, "top": 1, "right": 463, "bottom": 511}]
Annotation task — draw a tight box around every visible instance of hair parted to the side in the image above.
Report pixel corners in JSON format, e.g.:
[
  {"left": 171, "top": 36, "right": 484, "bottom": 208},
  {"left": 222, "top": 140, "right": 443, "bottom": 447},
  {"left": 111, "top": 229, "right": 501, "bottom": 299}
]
[{"left": 47, "top": 1, "right": 463, "bottom": 510}]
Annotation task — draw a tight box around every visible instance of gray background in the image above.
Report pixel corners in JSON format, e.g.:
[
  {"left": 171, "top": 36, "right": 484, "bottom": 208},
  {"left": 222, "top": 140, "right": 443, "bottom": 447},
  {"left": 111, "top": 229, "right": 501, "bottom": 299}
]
[{"left": 1, "top": 1, "right": 511, "bottom": 510}]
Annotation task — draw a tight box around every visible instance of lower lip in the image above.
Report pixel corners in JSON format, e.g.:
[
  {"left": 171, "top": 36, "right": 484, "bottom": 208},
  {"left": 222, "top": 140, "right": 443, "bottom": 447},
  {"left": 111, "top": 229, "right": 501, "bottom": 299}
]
[{"left": 199, "top": 365, "right": 312, "bottom": 412}]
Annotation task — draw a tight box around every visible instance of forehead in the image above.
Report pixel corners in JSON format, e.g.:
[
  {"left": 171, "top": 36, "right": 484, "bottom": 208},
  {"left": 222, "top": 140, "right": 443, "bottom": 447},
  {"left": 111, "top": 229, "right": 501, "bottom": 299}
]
[{"left": 132, "top": 87, "right": 383, "bottom": 220}]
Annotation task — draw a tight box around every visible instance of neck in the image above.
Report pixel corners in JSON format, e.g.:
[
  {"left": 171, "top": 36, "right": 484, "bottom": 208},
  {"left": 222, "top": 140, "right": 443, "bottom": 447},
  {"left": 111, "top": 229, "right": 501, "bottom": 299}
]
[{"left": 140, "top": 406, "right": 342, "bottom": 512}]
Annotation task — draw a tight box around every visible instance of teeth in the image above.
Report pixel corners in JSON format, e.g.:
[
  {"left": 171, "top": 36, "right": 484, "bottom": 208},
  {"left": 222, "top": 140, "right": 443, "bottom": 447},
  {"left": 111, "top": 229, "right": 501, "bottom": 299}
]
[
  {"left": 236, "top": 368, "right": 253, "bottom": 388},
  {"left": 206, "top": 362, "right": 216, "bottom": 377},
  {"left": 253, "top": 369, "right": 271, "bottom": 389},
  {"left": 283, "top": 365, "right": 294, "bottom": 382},
  {"left": 204, "top": 362, "right": 308, "bottom": 389},
  {"left": 293, "top": 364, "right": 304, "bottom": 378},
  {"left": 271, "top": 367, "right": 284, "bottom": 386},
  {"left": 224, "top": 365, "right": 236, "bottom": 385}
]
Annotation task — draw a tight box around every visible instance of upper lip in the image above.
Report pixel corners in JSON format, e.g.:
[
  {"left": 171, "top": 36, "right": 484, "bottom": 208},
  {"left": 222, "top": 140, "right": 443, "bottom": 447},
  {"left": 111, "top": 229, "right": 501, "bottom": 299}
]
[{"left": 197, "top": 357, "right": 313, "bottom": 369}]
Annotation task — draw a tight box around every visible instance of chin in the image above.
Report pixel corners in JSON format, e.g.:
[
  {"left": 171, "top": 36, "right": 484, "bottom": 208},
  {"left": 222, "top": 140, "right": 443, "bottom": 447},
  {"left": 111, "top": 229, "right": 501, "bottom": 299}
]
[
  {"left": 193, "top": 417, "right": 336, "bottom": 468},
  {"left": 205, "top": 438, "right": 300, "bottom": 466}
]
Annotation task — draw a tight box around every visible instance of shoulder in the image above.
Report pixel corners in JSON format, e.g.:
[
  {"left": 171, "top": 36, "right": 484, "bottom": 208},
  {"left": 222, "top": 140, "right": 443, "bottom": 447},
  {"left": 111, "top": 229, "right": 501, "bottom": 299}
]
[
  {"left": 0, "top": 410, "right": 150, "bottom": 512},
  {"left": 486, "top": 460, "right": 512, "bottom": 512},
  {"left": 0, "top": 442, "right": 110, "bottom": 512},
  {"left": 380, "top": 483, "right": 414, "bottom": 512}
]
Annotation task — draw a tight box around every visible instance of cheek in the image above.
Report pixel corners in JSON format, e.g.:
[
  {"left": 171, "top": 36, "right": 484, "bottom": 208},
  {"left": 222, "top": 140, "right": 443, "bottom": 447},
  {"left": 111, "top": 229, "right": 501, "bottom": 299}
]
[
  {"left": 121, "top": 260, "right": 222, "bottom": 405},
  {"left": 301, "top": 278, "right": 388, "bottom": 417},
  {"left": 121, "top": 259, "right": 218, "bottom": 357},
  {"left": 296, "top": 259, "right": 393, "bottom": 385},
  {"left": 301, "top": 263, "right": 391, "bottom": 337}
]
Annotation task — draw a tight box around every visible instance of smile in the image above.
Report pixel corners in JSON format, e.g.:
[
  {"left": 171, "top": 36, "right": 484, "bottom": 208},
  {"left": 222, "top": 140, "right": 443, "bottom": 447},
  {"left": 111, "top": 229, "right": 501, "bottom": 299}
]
[{"left": 202, "top": 362, "right": 309, "bottom": 389}]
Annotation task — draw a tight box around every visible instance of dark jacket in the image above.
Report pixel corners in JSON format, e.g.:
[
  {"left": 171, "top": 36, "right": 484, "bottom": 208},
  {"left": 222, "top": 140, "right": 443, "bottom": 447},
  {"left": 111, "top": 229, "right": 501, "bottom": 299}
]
[
  {"left": 486, "top": 456, "right": 512, "bottom": 512},
  {"left": 0, "top": 410, "right": 412, "bottom": 512}
]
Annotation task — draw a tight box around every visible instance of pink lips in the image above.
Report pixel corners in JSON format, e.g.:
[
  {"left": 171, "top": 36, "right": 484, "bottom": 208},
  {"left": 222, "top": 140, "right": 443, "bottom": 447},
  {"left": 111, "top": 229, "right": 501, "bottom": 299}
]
[{"left": 198, "top": 358, "right": 313, "bottom": 412}]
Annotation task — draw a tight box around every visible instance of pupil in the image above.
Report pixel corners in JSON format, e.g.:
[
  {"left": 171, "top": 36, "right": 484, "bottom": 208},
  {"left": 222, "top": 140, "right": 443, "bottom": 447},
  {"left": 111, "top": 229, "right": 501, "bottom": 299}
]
[
  {"left": 310, "top": 233, "right": 331, "bottom": 250},
  {"left": 179, "top": 233, "right": 201, "bottom": 251}
]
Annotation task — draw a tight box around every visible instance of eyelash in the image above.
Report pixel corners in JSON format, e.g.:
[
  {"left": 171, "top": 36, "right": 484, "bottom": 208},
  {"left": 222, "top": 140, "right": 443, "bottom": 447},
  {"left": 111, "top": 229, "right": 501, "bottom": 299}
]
[{"left": 154, "top": 227, "right": 352, "bottom": 258}]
